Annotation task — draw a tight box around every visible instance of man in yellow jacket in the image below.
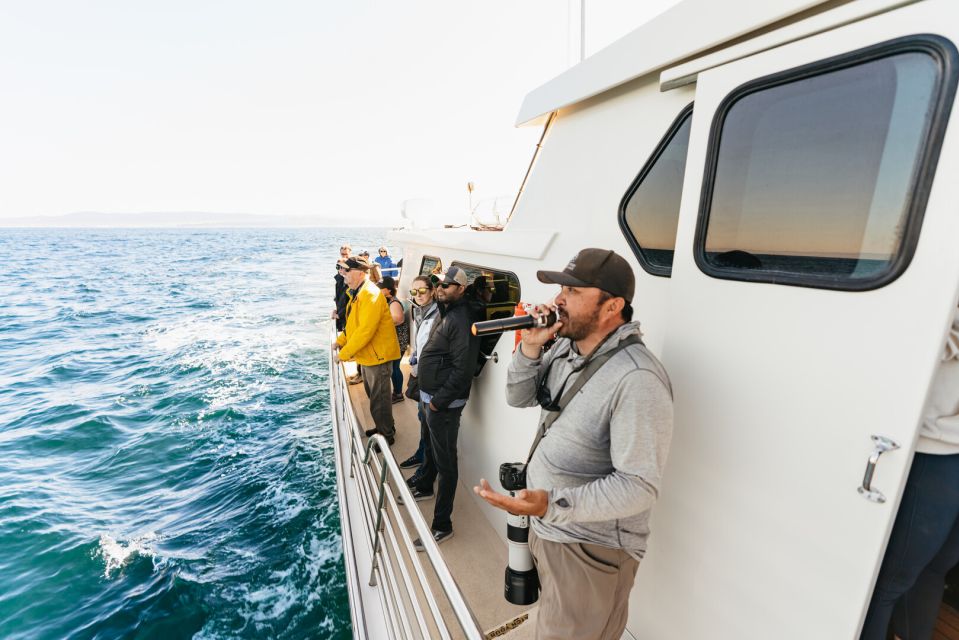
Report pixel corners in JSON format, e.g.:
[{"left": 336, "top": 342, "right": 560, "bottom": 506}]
[{"left": 335, "top": 256, "right": 401, "bottom": 445}]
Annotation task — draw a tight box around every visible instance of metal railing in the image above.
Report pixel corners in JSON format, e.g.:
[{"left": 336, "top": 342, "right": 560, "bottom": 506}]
[{"left": 328, "top": 333, "right": 485, "bottom": 640}]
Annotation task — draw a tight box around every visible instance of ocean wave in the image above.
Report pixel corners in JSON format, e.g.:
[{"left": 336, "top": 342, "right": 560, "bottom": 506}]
[
  {"left": 96, "top": 532, "right": 158, "bottom": 578},
  {"left": 0, "top": 228, "right": 385, "bottom": 639}
]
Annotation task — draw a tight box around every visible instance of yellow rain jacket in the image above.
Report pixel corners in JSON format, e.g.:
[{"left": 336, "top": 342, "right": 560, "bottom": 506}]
[{"left": 336, "top": 279, "right": 401, "bottom": 366}]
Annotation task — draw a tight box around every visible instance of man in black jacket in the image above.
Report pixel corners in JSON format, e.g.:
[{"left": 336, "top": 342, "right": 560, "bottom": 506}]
[
  {"left": 412, "top": 265, "right": 481, "bottom": 547},
  {"left": 332, "top": 244, "right": 351, "bottom": 332}
]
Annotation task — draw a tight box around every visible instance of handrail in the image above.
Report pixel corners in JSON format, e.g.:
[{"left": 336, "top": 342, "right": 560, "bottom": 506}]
[
  {"left": 329, "top": 331, "right": 485, "bottom": 640},
  {"left": 328, "top": 341, "right": 369, "bottom": 640}
]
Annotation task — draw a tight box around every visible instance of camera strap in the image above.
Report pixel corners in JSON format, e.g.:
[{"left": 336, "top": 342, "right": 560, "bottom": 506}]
[{"left": 524, "top": 333, "right": 642, "bottom": 465}]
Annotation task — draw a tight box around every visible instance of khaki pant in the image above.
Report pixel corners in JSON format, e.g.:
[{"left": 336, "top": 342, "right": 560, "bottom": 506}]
[{"left": 529, "top": 528, "right": 640, "bottom": 640}]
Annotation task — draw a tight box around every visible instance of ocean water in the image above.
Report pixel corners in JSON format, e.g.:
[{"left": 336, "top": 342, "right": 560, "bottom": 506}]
[{"left": 0, "top": 228, "right": 387, "bottom": 639}]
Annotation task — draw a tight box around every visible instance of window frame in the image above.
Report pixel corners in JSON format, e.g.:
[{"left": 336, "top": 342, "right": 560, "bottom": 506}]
[
  {"left": 448, "top": 259, "right": 522, "bottom": 312},
  {"left": 693, "top": 34, "right": 958, "bottom": 291},
  {"left": 419, "top": 255, "right": 443, "bottom": 277},
  {"left": 449, "top": 259, "right": 522, "bottom": 377},
  {"left": 618, "top": 102, "right": 694, "bottom": 278}
]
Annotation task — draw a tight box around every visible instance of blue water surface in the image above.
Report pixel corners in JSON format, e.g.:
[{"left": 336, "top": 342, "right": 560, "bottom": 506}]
[{"left": 0, "top": 228, "right": 387, "bottom": 639}]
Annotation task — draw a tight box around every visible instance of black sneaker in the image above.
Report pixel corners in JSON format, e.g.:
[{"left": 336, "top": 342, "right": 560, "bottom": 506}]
[
  {"left": 413, "top": 528, "right": 453, "bottom": 552},
  {"left": 405, "top": 474, "right": 421, "bottom": 488},
  {"left": 410, "top": 487, "right": 434, "bottom": 502},
  {"left": 399, "top": 455, "right": 421, "bottom": 470},
  {"left": 391, "top": 393, "right": 404, "bottom": 404}
]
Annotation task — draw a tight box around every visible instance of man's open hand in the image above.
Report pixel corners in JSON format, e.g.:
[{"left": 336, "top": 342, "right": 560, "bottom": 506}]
[{"left": 473, "top": 478, "right": 548, "bottom": 517}]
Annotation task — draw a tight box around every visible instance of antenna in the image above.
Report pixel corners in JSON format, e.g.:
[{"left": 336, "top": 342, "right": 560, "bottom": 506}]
[
  {"left": 580, "top": 0, "right": 586, "bottom": 62},
  {"left": 568, "top": 0, "right": 586, "bottom": 65}
]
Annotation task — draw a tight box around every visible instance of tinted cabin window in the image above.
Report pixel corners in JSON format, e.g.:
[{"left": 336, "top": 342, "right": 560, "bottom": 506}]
[
  {"left": 450, "top": 261, "right": 522, "bottom": 375},
  {"left": 449, "top": 261, "right": 521, "bottom": 321},
  {"left": 620, "top": 106, "right": 692, "bottom": 276},
  {"left": 697, "top": 38, "right": 957, "bottom": 289}
]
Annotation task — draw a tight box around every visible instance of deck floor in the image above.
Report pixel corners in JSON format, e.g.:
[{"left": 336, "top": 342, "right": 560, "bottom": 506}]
[
  {"left": 936, "top": 603, "right": 959, "bottom": 640},
  {"left": 347, "top": 363, "right": 535, "bottom": 637}
]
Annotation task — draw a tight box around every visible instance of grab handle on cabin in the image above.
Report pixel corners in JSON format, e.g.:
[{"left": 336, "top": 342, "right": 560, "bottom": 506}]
[{"left": 858, "top": 435, "right": 900, "bottom": 503}]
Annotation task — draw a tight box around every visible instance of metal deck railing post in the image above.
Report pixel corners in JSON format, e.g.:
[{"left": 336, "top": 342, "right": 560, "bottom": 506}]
[{"left": 367, "top": 440, "right": 390, "bottom": 587}]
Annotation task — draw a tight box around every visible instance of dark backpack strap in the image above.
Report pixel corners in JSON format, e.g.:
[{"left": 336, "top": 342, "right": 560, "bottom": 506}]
[{"left": 524, "top": 334, "right": 642, "bottom": 465}]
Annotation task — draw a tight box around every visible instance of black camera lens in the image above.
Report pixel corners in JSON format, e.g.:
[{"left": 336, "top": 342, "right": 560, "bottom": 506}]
[
  {"left": 498, "top": 461, "right": 538, "bottom": 605},
  {"left": 499, "top": 462, "right": 527, "bottom": 492}
]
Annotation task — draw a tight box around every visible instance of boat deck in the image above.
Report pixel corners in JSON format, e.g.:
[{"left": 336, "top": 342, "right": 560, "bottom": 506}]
[
  {"left": 346, "top": 361, "right": 536, "bottom": 638},
  {"left": 341, "top": 361, "right": 959, "bottom": 640},
  {"left": 937, "top": 603, "right": 959, "bottom": 640}
]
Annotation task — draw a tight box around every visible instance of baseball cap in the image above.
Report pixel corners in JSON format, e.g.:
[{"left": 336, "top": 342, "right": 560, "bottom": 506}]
[
  {"left": 537, "top": 248, "right": 635, "bottom": 303},
  {"left": 344, "top": 256, "right": 371, "bottom": 271},
  {"left": 430, "top": 265, "right": 468, "bottom": 288}
]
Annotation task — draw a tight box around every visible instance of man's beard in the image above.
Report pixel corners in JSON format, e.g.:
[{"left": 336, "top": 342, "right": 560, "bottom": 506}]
[{"left": 557, "top": 305, "right": 602, "bottom": 342}]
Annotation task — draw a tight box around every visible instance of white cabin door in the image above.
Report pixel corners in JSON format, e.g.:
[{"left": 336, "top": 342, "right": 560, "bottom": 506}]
[{"left": 630, "top": 2, "right": 959, "bottom": 638}]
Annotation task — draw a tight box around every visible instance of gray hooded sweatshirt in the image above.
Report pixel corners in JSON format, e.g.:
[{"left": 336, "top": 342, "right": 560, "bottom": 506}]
[{"left": 507, "top": 321, "right": 673, "bottom": 558}]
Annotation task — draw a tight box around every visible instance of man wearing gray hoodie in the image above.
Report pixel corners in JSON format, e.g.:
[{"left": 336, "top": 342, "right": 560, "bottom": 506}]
[{"left": 475, "top": 248, "right": 673, "bottom": 640}]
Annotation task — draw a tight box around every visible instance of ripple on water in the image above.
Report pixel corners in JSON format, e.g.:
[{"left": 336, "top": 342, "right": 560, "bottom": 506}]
[{"left": 0, "top": 228, "right": 383, "bottom": 640}]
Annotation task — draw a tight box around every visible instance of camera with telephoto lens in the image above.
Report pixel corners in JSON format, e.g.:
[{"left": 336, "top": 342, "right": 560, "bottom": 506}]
[{"left": 499, "top": 462, "right": 539, "bottom": 605}]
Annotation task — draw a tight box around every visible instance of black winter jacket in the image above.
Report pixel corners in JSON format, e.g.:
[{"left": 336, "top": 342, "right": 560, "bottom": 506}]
[
  {"left": 418, "top": 298, "right": 481, "bottom": 410},
  {"left": 334, "top": 271, "right": 348, "bottom": 331}
]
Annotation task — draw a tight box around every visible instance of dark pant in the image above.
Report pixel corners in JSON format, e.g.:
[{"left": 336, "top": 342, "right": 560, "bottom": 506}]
[
  {"left": 360, "top": 362, "right": 395, "bottom": 439},
  {"left": 390, "top": 359, "right": 403, "bottom": 395},
  {"left": 861, "top": 453, "right": 959, "bottom": 639},
  {"left": 409, "top": 402, "right": 428, "bottom": 471},
  {"left": 415, "top": 402, "right": 464, "bottom": 532}
]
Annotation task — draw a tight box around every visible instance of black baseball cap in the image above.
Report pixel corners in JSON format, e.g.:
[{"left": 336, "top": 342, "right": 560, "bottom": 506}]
[{"left": 537, "top": 248, "right": 635, "bottom": 303}]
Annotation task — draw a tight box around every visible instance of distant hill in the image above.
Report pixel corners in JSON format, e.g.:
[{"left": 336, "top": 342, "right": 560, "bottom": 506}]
[{"left": 0, "top": 211, "right": 391, "bottom": 228}]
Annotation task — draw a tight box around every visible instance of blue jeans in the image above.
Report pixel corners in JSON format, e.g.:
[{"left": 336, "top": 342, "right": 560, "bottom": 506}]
[
  {"left": 390, "top": 359, "right": 403, "bottom": 395},
  {"left": 861, "top": 453, "right": 959, "bottom": 639}
]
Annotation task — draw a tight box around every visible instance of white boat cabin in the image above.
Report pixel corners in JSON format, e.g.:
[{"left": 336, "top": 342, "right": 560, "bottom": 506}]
[{"left": 330, "top": 0, "right": 959, "bottom": 637}]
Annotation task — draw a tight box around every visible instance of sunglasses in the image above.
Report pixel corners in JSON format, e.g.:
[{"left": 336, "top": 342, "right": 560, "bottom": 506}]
[
  {"left": 438, "top": 282, "right": 461, "bottom": 290},
  {"left": 410, "top": 287, "right": 431, "bottom": 295},
  {"left": 379, "top": 250, "right": 388, "bottom": 253}
]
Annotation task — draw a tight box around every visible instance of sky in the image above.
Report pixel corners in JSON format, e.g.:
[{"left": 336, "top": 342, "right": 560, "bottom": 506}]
[{"left": 0, "top": 1, "right": 679, "bottom": 225}]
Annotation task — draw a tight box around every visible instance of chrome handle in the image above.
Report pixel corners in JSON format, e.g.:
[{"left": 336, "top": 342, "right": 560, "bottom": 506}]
[
  {"left": 480, "top": 351, "right": 498, "bottom": 363},
  {"left": 858, "top": 435, "right": 900, "bottom": 503}
]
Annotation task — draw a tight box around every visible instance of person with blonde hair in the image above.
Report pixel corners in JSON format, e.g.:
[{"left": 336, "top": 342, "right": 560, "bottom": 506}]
[{"left": 375, "top": 246, "right": 399, "bottom": 279}]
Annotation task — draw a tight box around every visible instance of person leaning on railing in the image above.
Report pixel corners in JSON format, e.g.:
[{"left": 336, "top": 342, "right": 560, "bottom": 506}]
[
  {"left": 475, "top": 248, "right": 674, "bottom": 640},
  {"left": 332, "top": 244, "right": 351, "bottom": 332},
  {"left": 333, "top": 256, "right": 401, "bottom": 445}
]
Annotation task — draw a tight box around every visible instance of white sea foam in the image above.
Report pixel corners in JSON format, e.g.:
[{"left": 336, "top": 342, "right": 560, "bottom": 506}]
[{"left": 97, "top": 532, "right": 158, "bottom": 577}]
